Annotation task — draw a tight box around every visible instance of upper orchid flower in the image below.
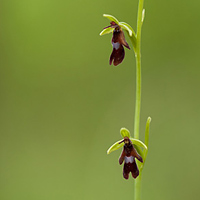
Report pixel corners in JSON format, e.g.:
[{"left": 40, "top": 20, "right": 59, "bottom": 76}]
[
  {"left": 100, "top": 14, "right": 137, "bottom": 66},
  {"left": 104, "top": 21, "right": 130, "bottom": 66}
]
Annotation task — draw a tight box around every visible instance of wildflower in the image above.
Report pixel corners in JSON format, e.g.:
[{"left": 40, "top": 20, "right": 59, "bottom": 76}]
[
  {"left": 104, "top": 21, "right": 130, "bottom": 66},
  {"left": 107, "top": 128, "right": 146, "bottom": 179}
]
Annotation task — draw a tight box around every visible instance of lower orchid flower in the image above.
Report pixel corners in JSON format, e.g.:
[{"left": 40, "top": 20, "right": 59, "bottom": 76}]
[{"left": 107, "top": 128, "right": 147, "bottom": 179}]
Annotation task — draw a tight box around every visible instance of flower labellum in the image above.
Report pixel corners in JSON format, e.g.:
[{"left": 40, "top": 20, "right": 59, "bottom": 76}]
[
  {"left": 119, "top": 137, "right": 143, "bottom": 179},
  {"left": 104, "top": 21, "right": 130, "bottom": 66}
]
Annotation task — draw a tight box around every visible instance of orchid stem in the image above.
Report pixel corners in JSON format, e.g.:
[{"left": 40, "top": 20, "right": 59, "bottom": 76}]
[
  {"left": 134, "top": 0, "right": 144, "bottom": 140},
  {"left": 133, "top": 0, "right": 144, "bottom": 200},
  {"left": 134, "top": 51, "right": 141, "bottom": 140}
]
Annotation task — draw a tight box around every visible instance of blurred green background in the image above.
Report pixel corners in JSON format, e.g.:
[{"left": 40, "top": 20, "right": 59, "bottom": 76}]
[{"left": 1, "top": 0, "right": 200, "bottom": 199}]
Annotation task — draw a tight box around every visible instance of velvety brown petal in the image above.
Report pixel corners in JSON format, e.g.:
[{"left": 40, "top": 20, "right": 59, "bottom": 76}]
[{"left": 118, "top": 31, "right": 130, "bottom": 49}]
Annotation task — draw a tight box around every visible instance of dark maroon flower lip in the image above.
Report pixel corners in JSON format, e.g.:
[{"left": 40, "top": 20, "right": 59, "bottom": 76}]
[
  {"left": 119, "top": 137, "right": 143, "bottom": 179},
  {"left": 105, "top": 21, "right": 130, "bottom": 66}
]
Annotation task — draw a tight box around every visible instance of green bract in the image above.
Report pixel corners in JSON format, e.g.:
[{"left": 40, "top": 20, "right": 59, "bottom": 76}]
[
  {"left": 145, "top": 117, "right": 151, "bottom": 147},
  {"left": 142, "top": 9, "right": 145, "bottom": 24},
  {"left": 143, "top": 117, "right": 151, "bottom": 162}
]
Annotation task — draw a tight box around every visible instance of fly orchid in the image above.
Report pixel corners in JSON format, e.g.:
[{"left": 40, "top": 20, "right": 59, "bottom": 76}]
[
  {"left": 100, "top": 14, "right": 137, "bottom": 66},
  {"left": 104, "top": 21, "right": 130, "bottom": 66},
  {"left": 107, "top": 128, "right": 148, "bottom": 179}
]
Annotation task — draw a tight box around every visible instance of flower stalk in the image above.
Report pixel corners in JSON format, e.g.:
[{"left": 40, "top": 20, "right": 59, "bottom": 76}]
[
  {"left": 134, "top": 0, "right": 144, "bottom": 140},
  {"left": 133, "top": 1, "right": 145, "bottom": 200}
]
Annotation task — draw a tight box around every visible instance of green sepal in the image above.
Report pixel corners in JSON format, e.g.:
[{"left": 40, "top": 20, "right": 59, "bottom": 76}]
[
  {"left": 107, "top": 140, "right": 124, "bottom": 154},
  {"left": 120, "top": 128, "right": 130, "bottom": 138},
  {"left": 119, "top": 22, "right": 136, "bottom": 51},
  {"left": 99, "top": 27, "right": 114, "bottom": 36},
  {"left": 103, "top": 14, "right": 119, "bottom": 24},
  {"left": 130, "top": 138, "right": 147, "bottom": 150},
  {"left": 119, "top": 22, "right": 135, "bottom": 37}
]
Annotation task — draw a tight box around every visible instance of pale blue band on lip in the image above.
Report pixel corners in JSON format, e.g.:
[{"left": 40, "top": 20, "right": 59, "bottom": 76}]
[
  {"left": 112, "top": 42, "right": 120, "bottom": 50},
  {"left": 125, "top": 156, "right": 134, "bottom": 164}
]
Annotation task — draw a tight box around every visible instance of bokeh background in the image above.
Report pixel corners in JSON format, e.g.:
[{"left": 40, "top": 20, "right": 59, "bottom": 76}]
[{"left": 1, "top": 0, "right": 200, "bottom": 199}]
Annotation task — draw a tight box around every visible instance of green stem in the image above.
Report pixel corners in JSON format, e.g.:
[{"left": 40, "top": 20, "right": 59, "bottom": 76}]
[
  {"left": 134, "top": 51, "right": 141, "bottom": 140},
  {"left": 134, "top": 173, "right": 142, "bottom": 200},
  {"left": 134, "top": 0, "right": 144, "bottom": 200},
  {"left": 134, "top": 0, "right": 144, "bottom": 139}
]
